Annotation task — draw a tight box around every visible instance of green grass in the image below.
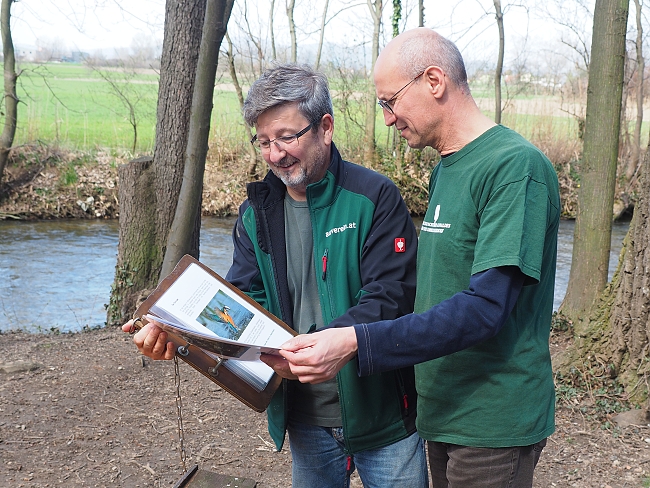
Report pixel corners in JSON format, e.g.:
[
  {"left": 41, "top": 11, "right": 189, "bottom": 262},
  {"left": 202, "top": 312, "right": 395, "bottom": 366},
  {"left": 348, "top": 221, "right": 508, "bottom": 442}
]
[{"left": 2, "top": 61, "right": 594, "bottom": 158}]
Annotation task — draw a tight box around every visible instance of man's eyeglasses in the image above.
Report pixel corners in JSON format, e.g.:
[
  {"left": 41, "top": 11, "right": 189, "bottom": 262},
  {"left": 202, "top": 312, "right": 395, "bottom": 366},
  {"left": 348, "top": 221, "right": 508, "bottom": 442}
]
[
  {"left": 377, "top": 70, "right": 426, "bottom": 115},
  {"left": 251, "top": 123, "right": 313, "bottom": 151}
]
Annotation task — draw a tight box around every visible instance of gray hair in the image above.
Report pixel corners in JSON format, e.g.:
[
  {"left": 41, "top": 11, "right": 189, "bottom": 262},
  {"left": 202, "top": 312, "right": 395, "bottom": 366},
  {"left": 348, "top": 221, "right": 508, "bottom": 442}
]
[
  {"left": 399, "top": 31, "right": 470, "bottom": 93},
  {"left": 243, "top": 63, "right": 333, "bottom": 127}
]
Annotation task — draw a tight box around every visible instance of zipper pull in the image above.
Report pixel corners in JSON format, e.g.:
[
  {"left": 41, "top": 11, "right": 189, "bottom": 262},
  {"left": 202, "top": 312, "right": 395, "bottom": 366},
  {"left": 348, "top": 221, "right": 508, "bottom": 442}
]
[
  {"left": 403, "top": 394, "right": 409, "bottom": 414},
  {"left": 322, "top": 249, "right": 328, "bottom": 280}
]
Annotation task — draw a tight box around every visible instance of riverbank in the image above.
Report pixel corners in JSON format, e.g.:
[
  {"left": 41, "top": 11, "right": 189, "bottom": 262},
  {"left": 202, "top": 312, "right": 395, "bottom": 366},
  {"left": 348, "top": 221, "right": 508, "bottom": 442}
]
[
  {"left": 1, "top": 326, "right": 648, "bottom": 487},
  {"left": 0, "top": 144, "right": 253, "bottom": 220},
  {"left": 0, "top": 143, "right": 588, "bottom": 220}
]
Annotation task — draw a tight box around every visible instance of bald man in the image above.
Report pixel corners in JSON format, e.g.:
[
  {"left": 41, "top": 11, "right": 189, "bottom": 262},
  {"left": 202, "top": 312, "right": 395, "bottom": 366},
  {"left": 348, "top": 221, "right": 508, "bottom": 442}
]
[{"left": 275, "top": 28, "right": 559, "bottom": 488}]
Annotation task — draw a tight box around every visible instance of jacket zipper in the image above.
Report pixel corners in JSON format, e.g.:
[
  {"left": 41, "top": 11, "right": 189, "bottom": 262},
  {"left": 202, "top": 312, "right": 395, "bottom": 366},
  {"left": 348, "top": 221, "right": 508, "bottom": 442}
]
[{"left": 321, "top": 248, "right": 329, "bottom": 281}]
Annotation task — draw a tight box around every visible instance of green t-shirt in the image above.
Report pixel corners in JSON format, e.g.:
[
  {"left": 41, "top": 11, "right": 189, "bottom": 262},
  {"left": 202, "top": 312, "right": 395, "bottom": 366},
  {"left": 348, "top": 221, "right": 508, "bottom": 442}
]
[{"left": 414, "top": 125, "right": 559, "bottom": 447}]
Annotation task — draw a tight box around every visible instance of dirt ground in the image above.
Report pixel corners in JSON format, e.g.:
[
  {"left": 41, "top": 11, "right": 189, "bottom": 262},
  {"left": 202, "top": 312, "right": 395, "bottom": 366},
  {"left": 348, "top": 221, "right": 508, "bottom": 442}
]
[{"left": 1, "top": 326, "right": 649, "bottom": 488}]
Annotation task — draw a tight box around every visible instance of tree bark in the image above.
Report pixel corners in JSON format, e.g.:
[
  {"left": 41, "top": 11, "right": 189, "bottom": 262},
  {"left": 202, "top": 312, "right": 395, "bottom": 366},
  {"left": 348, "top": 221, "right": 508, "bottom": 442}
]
[
  {"left": 418, "top": 0, "right": 424, "bottom": 26},
  {"left": 568, "top": 136, "right": 650, "bottom": 405},
  {"left": 493, "top": 0, "right": 504, "bottom": 125},
  {"left": 0, "top": 0, "right": 18, "bottom": 182},
  {"left": 364, "top": 0, "right": 382, "bottom": 165},
  {"left": 108, "top": 0, "right": 207, "bottom": 326},
  {"left": 161, "top": 0, "right": 235, "bottom": 278},
  {"left": 562, "top": 0, "right": 630, "bottom": 322}
]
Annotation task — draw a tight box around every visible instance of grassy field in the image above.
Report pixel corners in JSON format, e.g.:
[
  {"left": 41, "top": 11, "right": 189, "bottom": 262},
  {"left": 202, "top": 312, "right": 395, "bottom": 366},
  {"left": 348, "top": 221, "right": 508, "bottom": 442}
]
[{"left": 6, "top": 62, "right": 587, "bottom": 158}]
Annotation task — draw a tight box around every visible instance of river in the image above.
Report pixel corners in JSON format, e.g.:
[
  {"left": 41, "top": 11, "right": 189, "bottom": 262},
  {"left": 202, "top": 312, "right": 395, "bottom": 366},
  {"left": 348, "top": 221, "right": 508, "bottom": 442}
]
[{"left": 0, "top": 217, "right": 630, "bottom": 333}]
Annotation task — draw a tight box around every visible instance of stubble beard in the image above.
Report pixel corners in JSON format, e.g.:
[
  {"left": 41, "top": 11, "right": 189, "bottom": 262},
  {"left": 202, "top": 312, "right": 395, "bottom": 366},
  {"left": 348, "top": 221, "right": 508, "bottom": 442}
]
[{"left": 273, "top": 146, "right": 328, "bottom": 192}]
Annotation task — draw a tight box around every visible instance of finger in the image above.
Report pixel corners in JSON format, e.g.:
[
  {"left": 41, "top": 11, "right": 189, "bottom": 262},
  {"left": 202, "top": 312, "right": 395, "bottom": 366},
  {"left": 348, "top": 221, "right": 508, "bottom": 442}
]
[
  {"left": 163, "top": 341, "right": 176, "bottom": 360},
  {"left": 261, "top": 353, "right": 298, "bottom": 380},
  {"left": 121, "top": 320, "right": 135, "bottom": 333}
]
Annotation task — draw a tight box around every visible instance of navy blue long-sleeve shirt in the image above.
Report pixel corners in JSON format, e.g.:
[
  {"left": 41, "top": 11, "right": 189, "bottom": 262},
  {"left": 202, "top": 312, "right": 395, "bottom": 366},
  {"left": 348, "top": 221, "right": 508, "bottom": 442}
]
[{"left": 354, "top": 265, "right": 525, "bottom": 376}]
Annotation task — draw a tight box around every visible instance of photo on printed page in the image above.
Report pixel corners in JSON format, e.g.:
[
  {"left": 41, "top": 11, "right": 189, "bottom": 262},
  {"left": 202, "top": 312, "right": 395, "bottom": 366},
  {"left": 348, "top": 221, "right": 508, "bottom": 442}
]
[{"left": 197, "top": 290, "right": 255, "bottom": 341}]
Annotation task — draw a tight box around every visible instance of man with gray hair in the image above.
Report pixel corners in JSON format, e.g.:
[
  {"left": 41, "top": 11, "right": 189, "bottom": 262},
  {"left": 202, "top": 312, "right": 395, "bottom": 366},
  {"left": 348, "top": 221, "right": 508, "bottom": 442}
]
[
  {"left": 278, "top": 29, "right": 559, "bottom": 488},
  {"left": 127, "top": 63, "right": 428, "bottom": 488}
]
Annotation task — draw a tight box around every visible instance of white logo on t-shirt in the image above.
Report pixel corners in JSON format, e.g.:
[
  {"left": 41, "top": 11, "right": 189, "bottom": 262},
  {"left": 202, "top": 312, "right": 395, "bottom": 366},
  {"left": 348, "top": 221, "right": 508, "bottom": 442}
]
[{"left": 421, "top": 204, "right": 451, "bottom": 234}]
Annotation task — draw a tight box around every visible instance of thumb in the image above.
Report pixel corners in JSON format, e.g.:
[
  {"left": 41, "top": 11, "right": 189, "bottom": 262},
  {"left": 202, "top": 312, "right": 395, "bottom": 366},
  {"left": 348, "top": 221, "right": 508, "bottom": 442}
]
[{"left": 280, "top": 334, "right": 315, "bottom": 352}]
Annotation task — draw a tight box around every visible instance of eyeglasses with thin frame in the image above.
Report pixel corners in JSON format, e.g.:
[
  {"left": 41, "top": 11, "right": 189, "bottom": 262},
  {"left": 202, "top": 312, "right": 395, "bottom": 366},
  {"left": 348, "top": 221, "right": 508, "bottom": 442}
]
[
  {"left": 251, "top": 123, "right": 313, "bottom": 151},
  {"left": 377, "top": 70, "right": 426, "bottom": 115}
]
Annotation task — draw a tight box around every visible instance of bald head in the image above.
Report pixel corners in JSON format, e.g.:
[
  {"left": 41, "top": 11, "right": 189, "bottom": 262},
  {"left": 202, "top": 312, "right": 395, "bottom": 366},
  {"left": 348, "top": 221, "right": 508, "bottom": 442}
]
[{"left": 376, "top": 28, "right": 470, "bottom": 94}]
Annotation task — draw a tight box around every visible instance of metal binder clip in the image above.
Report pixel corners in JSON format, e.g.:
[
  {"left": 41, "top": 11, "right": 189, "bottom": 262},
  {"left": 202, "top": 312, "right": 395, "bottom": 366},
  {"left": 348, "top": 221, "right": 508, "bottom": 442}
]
[
  {"left": 177, "top": 343, "right": 190, "bottom": 357},
  {"left": 208, "top": 357, "right": 223, "bottom": 377}
]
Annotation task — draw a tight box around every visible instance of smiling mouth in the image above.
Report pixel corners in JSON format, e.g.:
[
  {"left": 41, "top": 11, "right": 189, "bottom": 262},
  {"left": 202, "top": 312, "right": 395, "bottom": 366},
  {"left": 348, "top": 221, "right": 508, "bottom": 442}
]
[{"left": 274, "top": 157, "right": 297, "bottom": 169}]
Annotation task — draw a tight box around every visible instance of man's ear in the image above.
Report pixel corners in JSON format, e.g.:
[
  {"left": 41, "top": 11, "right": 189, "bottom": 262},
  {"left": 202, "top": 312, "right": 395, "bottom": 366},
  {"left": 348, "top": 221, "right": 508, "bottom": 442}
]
[
  {"left": 424, "top": 66, "right": 447, "bottom": 99},
  {"left": 321, "top": 114, "right": 334, "bottom": 144}
]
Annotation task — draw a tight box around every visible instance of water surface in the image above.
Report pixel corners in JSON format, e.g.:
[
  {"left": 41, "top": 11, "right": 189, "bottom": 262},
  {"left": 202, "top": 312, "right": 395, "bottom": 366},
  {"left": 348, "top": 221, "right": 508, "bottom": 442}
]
[{"left": 0, "top": 217, "right": 630, "bottom": 333}]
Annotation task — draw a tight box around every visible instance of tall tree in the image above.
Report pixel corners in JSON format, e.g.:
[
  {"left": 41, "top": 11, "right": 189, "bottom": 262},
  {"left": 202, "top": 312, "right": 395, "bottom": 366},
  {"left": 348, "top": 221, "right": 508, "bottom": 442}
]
[
  {"left": 108, "top": 0, "right": 207, "bottom": 325},
  {"left": 364, "top": 0, "right": 383, "bottom": 165},
  {"left": 392, "top": 0, "right": 401, "bottom": 38},
  {"left": 314, "top": 0, "right": 330, "bottom": 70},
  {"left": 225, "top": 32, "right": 258, "bottom": 176},
  {"left": 0, "top": 0, "right": 18, "bottom": 182},
  {"left": 286, "top": 0, "right": 297, "bottom": 63},
  {"left": 418, "top": 0, "right": 424, "bottom": 26},
  {"left": 562, "top": 0, "right": 630, "bottom": 322},
  {"left": 161, "top": 0, "right": 235, "bottom": 277},
  {"left": 270, "top": 0, "right": 277, "bottom": 60},
  {"left": 629, "top": 0, "right": 644, "bottom": 183},
  {"left": 493, "top": 0, "right": 505, "bottom": 124}
]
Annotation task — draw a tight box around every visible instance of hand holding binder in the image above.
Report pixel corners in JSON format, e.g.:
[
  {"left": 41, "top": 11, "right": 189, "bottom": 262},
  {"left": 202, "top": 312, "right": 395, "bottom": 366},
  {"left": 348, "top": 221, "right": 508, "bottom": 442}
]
[{"left": 125, "top": 254, "right": 296, "bottom": 412}]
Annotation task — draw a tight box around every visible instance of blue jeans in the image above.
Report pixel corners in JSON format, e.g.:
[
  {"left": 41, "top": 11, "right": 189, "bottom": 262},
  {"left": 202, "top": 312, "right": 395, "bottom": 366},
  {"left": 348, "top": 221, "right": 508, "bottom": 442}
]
[{"left": 287, "top": 420, "right": 429, "bottom": 488}]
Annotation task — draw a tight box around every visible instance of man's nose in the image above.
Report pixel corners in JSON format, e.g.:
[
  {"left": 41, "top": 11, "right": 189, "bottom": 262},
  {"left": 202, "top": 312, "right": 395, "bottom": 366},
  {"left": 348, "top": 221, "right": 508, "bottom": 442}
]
[
  {"left": 382, "top": 110, "right": 397, "bottom": 126},
  {"left": 267, "top": 142, "right": 287, "bottom": 163}
]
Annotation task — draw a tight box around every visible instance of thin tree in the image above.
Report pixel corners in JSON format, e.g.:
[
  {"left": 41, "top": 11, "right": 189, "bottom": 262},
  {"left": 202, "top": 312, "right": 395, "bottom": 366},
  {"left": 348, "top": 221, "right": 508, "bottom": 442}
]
[
  {"left": 493, "top": 0, "right": 504, "bottom": 124},
  {"left": 0, "top": 0, "right": 18, "bottom": 183},
  {"left": 364, "top": 0, "right": 383, "bottom": 165},
  {"left": 418, "top": 0, "right": 424, "bottom": 26},
  {"left": 562, "top": 0, "right": 630, "bottom": 322},
  {"left": 225, "top": 31, "right": 258, "bottom": 176},
  {"left": 270, "top": 0, "right": 277, "bottom": 60},
  {"left": 161, "top": 0, "right": 235, "bottom": 277},
  {"left": 287, "top": 0, "right": 297, "bottom": 62},
  {"left": 629, "top": 0, "right": 644, "bottom": 183},
  {"left": 314, "top": 0, "right": 330, "bottom": 70}
]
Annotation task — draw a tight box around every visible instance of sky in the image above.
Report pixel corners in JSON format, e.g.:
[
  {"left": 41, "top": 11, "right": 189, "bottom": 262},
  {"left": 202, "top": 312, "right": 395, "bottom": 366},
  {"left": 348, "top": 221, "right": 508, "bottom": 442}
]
[
  {"left": 11, "top": 0, "right": 166, "bottom": 53},
  {"left": 6, "top": 0, "right": 596, "bottom": 74}
]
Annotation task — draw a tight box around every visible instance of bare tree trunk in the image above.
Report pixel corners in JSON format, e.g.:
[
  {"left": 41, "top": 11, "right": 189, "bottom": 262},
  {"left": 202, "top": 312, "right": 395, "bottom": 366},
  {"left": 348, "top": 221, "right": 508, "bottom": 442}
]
[
  {"left": 286, "top": 0, "right": 297, "bottom": 63},
  {"left": 493, "top": 0, "right": 504, "bottom": 125},
  {"left": 270, "top": 0, "right": 277, "bottom": 60},
  {"left": 108, "top": 0, "right": 207, "bottom": 326},
  {"left": 162, "top": 0, "right": 235, "bottom": 277},
  {"left": 0, "top": 0, "right": 18, "bottom": 182},
  {"left": 418, "top": 0, "right": 424, "bottom": 26},
  {"left": 562, "top": 0, "right": 630, "bottom": 322},
  {"left": 226, "top": 32, "right": 258, "bottom": 176},
  {"left": 109, "top": 156, "right": 157, "bottom": 323},
  {"left": 629, "top": 0, "right": 644, "bottom": 182},
  {"left": 315, "top": 0, "right": 330, "bottom": 70},
  {"left": 364, "top": 0, "right": 382, "bottom": 165}
]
